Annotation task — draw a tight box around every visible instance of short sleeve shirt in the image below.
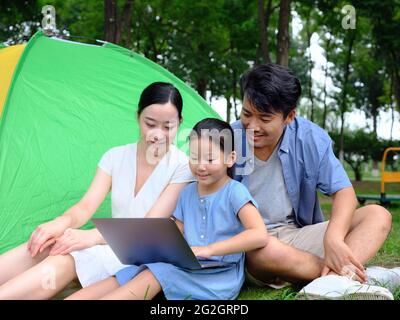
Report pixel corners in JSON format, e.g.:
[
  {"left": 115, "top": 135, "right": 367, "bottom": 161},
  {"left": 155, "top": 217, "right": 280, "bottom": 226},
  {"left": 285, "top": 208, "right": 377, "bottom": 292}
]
[{"left": 98, "top": 143, "right": 194, "bottom": 218}]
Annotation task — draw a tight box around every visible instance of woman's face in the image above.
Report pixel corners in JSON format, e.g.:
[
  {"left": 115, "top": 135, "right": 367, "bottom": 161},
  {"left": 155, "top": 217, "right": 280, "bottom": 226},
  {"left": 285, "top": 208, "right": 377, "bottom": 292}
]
[{"left": 138, "top": 102, "right": 180, "bottom": 155}]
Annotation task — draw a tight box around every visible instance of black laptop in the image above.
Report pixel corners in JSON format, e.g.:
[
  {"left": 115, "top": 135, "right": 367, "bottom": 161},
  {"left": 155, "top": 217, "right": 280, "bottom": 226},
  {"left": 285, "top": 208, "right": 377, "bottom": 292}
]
[{"left": 92, "top": 218, "right": 232, "bottom": 270}]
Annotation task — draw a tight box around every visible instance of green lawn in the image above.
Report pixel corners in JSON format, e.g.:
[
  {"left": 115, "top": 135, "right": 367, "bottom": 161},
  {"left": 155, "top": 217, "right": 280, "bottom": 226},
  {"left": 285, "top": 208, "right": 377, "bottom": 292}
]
[{"left": 238, "top": 180, "right": 400, "bottom": 300}]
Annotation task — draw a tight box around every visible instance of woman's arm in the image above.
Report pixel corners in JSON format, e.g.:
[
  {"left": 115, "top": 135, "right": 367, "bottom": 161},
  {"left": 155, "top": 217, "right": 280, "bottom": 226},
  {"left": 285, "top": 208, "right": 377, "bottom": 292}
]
[
  {"left": 192, "top": 203, "right": 268, "bottom": 258},
  {"left": 28, "top": 168, "right": 111, "bottom": 256},
  {"left": 63, "top": 168, "right": 112, "bottom": 228},
  {"left": 145, "top": 182, "right": 189, "bottom": 218}
]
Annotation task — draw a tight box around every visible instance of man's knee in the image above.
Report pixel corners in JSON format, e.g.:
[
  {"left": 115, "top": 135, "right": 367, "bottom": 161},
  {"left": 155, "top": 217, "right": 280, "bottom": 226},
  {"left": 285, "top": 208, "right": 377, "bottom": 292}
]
[
  {"left": 246, "top": 237, "right": 292, "bottom": 272},
  {"left": 363, "top": 204, "right": 392, "bottom": 234},
  {"left": 374, "top": 205, "right": 392, "bottom": 233}
]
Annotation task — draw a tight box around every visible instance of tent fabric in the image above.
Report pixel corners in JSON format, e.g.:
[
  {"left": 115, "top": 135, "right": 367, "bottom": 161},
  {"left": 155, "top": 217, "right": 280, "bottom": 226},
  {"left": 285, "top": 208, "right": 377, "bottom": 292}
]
[
  {"left": 0, "top": 44, "right": 25, "bottom": 116},
  {"left": 0, "top": 31, "right": 219, "bottom": 253}
]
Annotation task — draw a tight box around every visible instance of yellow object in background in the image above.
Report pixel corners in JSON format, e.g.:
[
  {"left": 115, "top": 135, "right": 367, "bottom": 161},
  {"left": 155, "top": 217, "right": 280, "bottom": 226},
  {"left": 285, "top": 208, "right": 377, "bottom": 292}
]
[{"left": 0, "top": 44, "right": 25, "bottom": 116}]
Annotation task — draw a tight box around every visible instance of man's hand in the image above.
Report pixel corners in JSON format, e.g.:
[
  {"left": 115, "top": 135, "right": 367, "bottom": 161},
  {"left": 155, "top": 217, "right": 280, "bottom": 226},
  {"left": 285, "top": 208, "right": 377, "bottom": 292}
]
[
  {"left": 322, "top": 237, "right": 366, "bottom": 283},
  {"left": 191, "top": 246, "right": 213, "bottom": 259},
  {"left": 49, "top": 228, "right": 98, "bottom": 256}
]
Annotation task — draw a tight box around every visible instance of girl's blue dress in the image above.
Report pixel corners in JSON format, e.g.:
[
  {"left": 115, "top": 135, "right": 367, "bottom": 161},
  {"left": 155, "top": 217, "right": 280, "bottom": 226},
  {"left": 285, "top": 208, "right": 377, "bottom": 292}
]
[{"left": 115, "top": 179, "right": 257, "bottom": 300}]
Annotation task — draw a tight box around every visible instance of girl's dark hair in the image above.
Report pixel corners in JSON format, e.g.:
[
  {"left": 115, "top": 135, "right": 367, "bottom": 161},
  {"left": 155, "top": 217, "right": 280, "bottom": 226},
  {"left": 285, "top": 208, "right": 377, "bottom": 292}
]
[
  {"left": 240, "top": 63, "right": 301, "bottom": 118},
  {"left": 190, "top": 118, "right": 235, "bottom": 179},
  {"left": 137, "top": 82, "right": 183, "bottom": 120}
]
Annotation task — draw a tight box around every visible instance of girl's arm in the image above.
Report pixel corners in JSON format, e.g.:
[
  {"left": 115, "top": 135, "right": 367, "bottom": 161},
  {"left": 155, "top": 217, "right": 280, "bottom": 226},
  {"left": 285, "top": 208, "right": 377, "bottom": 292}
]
[{"left": 192, "top": 203, "right": 268, "bottom": 258}]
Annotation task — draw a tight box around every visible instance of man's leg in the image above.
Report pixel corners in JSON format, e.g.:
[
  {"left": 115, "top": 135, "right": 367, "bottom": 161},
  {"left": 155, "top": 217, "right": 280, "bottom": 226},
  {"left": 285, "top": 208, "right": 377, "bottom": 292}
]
[
  {"left": 246, "top": 204, "right": 392, "bottom": 284},
  {"left": 344, "top": 204, "right": 392, "bottom": 264},
  {"left": 246, "top": 236, "right": 325, "bottom": 284}
]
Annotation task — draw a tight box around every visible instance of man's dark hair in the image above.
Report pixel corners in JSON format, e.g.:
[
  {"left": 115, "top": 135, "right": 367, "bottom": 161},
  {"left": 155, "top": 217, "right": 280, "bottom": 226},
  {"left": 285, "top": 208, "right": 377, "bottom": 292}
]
[{"left": 240, "top": 63, "right": 302, "bottom": 118}]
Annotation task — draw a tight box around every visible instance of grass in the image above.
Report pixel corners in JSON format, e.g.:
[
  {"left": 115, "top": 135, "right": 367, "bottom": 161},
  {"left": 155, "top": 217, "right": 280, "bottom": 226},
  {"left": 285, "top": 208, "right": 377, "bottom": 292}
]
[{"left": 238, "top": 180, "right": 400, "bottom": 300}]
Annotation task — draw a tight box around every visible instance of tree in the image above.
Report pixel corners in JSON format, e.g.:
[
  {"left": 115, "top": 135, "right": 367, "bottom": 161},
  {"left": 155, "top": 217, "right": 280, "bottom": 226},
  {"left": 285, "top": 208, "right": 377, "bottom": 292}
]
[
  {"left": 257, "top": 0, "right": 279, "bottom": 64},
  {"left": 104, "top": 0, "right": 133, "bottom": 45},
  {"left": 276, "top": 0, "right": 291, "bottom": 66},
  {"left": 0, "top": 0, "right": 41, "bottom": 44},
  {"left": 330, "top": 129, "right": 381, "bottom": 181}
]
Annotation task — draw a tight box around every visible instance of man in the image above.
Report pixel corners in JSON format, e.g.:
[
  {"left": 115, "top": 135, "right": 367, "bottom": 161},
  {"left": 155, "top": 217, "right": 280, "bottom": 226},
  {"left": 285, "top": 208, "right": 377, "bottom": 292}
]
[{"left": 231, "top": 63, "right": 398, "bottom": 299}]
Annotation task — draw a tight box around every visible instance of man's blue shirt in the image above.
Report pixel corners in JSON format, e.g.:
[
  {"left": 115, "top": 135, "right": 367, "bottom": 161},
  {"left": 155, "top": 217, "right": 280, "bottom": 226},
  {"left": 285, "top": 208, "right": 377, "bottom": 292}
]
[{"left": 231, "top": 116, "right": 352, "bottom": 227}]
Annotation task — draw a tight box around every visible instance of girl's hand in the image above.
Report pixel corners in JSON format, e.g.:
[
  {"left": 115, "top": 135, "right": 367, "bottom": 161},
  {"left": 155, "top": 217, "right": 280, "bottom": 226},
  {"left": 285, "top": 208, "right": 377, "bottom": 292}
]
[
  {"left": 191, "top": 246, "right": 213, "bottom": 259},
  {"left": 27, "top": 217, "right": 70, "bottom": 257},
  {"left": 49, "top": 229, "right": 98, "bottom": 256}
]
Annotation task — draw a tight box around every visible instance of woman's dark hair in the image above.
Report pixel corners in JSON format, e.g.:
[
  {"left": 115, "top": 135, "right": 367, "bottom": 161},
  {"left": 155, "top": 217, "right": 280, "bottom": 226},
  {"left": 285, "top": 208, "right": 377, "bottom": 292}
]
[
  {"left": 137, "top": 82, "right": 183, "bottom": 120},
  {"left": 190, "top": 118, "right": 235, "bottom": 179},
  {"left": 240, "top": 63, "right": 302, "bottom": 118}
]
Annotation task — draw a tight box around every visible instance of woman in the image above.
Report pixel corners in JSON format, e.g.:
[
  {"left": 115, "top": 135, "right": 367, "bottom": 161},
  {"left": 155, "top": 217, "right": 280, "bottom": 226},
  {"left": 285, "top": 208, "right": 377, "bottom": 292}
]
[{"left": 0, "top": 82, "right": 194, "bottom": 299}]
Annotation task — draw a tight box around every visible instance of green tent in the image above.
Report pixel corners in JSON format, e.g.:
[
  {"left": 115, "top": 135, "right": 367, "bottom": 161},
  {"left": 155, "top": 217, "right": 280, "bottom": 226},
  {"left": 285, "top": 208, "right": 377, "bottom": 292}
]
[{"left": 0, "top": 31, "right": 219, "bottom": 254}]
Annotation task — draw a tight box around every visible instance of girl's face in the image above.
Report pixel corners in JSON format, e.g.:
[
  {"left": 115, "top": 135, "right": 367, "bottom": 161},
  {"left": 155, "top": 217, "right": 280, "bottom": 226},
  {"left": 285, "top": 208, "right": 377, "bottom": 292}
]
[
  {"left": 138, "top": 102, "right": 180, "bottom": 154},
  {"left": 189, "top": 136, "right": 235, "bottom": 187}
]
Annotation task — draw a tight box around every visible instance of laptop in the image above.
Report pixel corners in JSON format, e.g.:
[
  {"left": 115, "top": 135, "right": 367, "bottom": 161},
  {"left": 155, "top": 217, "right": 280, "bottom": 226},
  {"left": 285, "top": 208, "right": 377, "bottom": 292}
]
[{"left": 92, "top": 218, "right": 232, "bottom": 270}]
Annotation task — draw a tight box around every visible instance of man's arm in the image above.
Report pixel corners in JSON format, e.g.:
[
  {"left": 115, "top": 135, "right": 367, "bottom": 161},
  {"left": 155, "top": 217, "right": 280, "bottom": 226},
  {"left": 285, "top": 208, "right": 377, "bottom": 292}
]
[
  {"left": 327, "top": 186, "right": 358, "bottom": 240},
  {"left": 322, "top": 186, "right": 366, "bottom": 282}
]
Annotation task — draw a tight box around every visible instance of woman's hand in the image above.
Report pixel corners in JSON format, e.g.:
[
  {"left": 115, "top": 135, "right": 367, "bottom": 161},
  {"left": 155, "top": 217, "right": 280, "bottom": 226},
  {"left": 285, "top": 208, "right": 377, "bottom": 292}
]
[
  {"left": 27, "top": 216, "right": 71, "bottom": 257},
  {"left": 49, "top": 228, "right": 98, "bottom": 256},
  {"left": 191, "top": 246, "right": 213, "bottom": 259}
]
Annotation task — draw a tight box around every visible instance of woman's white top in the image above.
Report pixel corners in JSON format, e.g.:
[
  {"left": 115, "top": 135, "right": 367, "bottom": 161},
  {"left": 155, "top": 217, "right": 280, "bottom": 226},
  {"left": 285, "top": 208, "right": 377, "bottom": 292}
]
[{"left": 70, "top": 143, "right": 194, "bottom": 287}]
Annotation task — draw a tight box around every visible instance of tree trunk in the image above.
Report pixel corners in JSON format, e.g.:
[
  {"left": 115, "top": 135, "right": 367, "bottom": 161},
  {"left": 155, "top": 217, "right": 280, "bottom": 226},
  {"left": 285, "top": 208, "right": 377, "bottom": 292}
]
[
  {"left": 196, "top": 78, "right": 208, "bottom": 99},
  {"left": 354, "top": 167, "right": 362, "bottom": 181},
  {"left": 305, "top": 8, "right": 314, "bottom": 121},
  {"left": 372, "top": 105, "right": 378, "bottom": 136},
  {"left": 104, "top": 0, "right": 118, "bottom": 43},
  {"left": 339, "top": 31, "right": 355, "bottom": 164},
  {"left": 390, "top": 49, "right": 400, "bottom": 108},
  {"left": 276, "top": 0, "right": 291, "bottom": 67},
  {"left": 322, "top": 37, "right": 331, "bottom": 129},
  {"left": 232, "top": 69, "right": 239, "bottom": 120},
  {"left": 104, "top": 0, "right": 133, "bottom": 46},
  {"left": 118, "top": 0, "right": 134, "bottom": 48},
  {"left": 258, "top": 0, "right": 272, "bottom": 63},
  {"left": 347, "top": 160, "right": 363, "bottom": 182},
  {"left": 226, "top": 96, "right": 232, "bottom": 123},
  {"left": 390, "top": 71, "right": 395, "bottom": 141}
]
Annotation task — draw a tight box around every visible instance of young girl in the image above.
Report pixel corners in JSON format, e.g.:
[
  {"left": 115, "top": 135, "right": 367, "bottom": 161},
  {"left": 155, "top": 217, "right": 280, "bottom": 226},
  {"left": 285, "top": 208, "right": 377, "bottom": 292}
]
[{"left": 66, "top": 118, "right": 269, "bottom": 300}]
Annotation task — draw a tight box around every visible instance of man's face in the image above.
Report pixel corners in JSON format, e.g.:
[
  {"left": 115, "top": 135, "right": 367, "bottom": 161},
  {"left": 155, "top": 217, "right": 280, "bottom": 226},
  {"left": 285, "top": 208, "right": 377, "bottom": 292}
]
[{"left": 240, "top": 97, "right": 295, "bottom": 149}]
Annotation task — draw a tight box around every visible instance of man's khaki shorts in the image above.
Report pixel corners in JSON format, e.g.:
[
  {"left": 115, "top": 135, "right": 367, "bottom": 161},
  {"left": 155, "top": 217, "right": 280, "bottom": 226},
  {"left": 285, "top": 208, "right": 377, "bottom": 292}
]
[{"left": 245, "top": 221, "right": 329, "bottom": 287}]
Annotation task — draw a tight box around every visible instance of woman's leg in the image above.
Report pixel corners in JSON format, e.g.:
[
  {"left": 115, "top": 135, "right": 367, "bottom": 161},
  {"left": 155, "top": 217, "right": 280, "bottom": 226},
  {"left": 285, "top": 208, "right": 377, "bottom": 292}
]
[
  {"left": 65, "top": 277, "right": 120, "bottom": 300},
  {"left": 0, "top": 253, "right": 77, "bottom": 300},
  {"left": 0, "top": 242, "right": 50, "bottom": 285},
  {"left": 101, "top": 269, "right": 162, "bottom": 300}
]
